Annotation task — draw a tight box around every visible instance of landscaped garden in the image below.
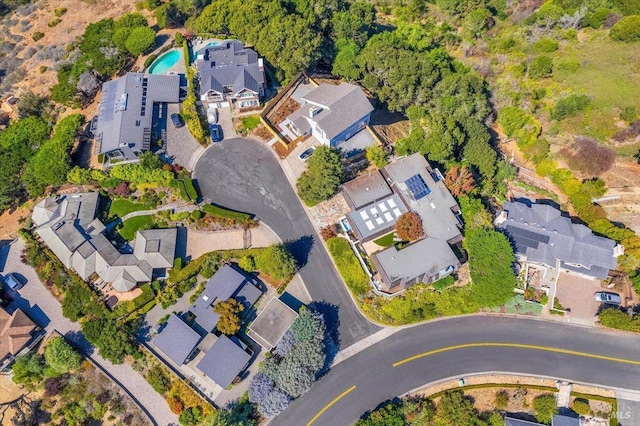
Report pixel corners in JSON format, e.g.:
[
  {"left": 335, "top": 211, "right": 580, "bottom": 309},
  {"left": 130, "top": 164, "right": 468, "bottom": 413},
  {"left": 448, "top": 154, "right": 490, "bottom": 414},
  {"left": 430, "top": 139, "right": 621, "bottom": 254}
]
[{"left": 118, "top": 215, "right": 156, "bottom": 241}]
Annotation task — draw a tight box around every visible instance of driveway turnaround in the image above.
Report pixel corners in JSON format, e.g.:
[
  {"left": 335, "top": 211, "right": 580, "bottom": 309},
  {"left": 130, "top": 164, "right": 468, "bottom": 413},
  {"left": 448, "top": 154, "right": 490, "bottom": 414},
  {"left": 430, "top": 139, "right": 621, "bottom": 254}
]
[
  {"left": 193, "top": 138, "right": 380, "bottom": 348},
  {"left": 278, "top": 316, "right": 640, "bottom": 425}
]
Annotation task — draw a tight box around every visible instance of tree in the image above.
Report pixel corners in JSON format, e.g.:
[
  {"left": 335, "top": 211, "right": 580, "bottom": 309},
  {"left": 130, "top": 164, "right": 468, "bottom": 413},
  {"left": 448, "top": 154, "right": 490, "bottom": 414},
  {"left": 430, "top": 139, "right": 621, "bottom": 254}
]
[
  {"left": 11, "top": 352, "right": 45, "bottom": 388},
  {"left": 551, "top": 94, "right": 591, "bottom": 121},
  {"left": 258, "top": 389, "right": 291, "bottom": 417},
  {"left": 214, "top": 298, "right": 244, "bottom": 335},
  {"left": 248, "top": 373, "right": 274, "bottom": 404},
  {"left": 296, "top": 146, "right": 345, "bottom": 206},
  {"left": 395, "top": 212, "right": 425, "bottom": 241},
  {"left": 146, "top": 365, "right": 171, "bottom": 394},
  {"left": 464, "top": 228, "right": 517, "bottom": 307},
  {"left": 44, "top": 336, "right": 82, "bottom": 376},
  {"left": 533, "top": 394, "right": 557, "bottom": 424},
  {"left": 67, "top": 166, "right": 93, "bottom": 185},
  {"left": 256, "top": 244, "right": 296, "bottom": 280},
  {"left": 528, "top": 55, "right": 554, "bottom": 79},
  {"left": 365, "top": 145, "right": 389, "bottom": 168},
  {"left": 444, "top": 166, "right": 474, "bottom": 197},
  {"left": 178, "top": 407, "right": 203, "bottom": 425},
  {"left": 124, "top": 26, "right": 156, "bottom": 56},
  {"left": 435, "top": 390, "right": 479, "bottom": 426},
  {"left": 17, "top": 91, "right": 49, "bottom": 119},
  {"left": 274, "top": 330, "right": 297, "bottom": 357},
  {"left": 610, "top": 15, "right": 640, "bottom": 42},
  {"left": 81, "top": 317, "right": 138, "bottom": 364}
]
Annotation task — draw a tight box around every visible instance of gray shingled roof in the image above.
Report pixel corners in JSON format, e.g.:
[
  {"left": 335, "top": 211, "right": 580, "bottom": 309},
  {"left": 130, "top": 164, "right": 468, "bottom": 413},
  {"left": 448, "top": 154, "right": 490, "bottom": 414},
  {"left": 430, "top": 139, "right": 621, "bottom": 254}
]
[
  {"left": 297, "top": 83, "right": 373, "bottom": 141},
  {"left": 190, "top": 265, "right": 262, "bottom": 332},
  {"left": 133, "top": 228, "right": 177, "bottom": 268},
  {"left": 552, "top": 414, "right": 579, "bottom": 426},
  {"left": 95, "top": 72, "right": 179, "bottom": 154},
  {"left": 196, "top": 40, "right": 263, "bottom": 97},
  {"left": 153, "top": 314, "right": 202, "bottom": 365},
  {"left": 196, "top": 334, "right": 250, "bottom": 388},
  {"left": 499, "top": 201, "right": 618, "bottom": 279},
  {"left": 33, "top": 193, "right": 176, "bottom": 293},
  {"left": 247, "top": 297, "right": 298, "bottom": 350}
]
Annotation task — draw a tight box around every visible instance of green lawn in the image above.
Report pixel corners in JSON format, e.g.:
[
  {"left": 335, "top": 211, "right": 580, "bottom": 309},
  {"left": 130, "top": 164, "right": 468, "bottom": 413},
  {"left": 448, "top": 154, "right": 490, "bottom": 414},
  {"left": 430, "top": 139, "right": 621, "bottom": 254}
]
[
  {"left": 241, "top": 115, "right": 261, "bottom": 131},
  {"left": 373, "top": 232, "right": 396, "bottom": 247},
  {"left": 119, "top": 215, "right": 155, "bottom": 241},
  {"left": 485, "top": 295, "right": 542, "bottom": 316},
  {"left": 109, "top": 199, "right": 153, "bottom": 219},
  {"left": 325, "top": 237, "right": 370, "bottom": 297}
]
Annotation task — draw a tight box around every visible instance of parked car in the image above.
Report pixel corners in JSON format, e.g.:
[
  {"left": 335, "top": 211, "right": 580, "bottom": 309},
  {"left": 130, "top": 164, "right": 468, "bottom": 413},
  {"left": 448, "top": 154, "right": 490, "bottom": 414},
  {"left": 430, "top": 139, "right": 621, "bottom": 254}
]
[
  {"left": 209, "top": 124, "right": 223, "bottom": 142},
  {"left": 170, "top": 113, "right": 184, "bottom": 128},
  {"left": 298, "top": 146, "right": 316, "bottom": 162},
  {"left": 207, "top": 107, "right": 218, "bottom": 124},
  {"left": 594, "top": 291, "right": 622, "bottom": 305},
  {"left": 2, "top": 273, "right": 21, "bottom": 290}
]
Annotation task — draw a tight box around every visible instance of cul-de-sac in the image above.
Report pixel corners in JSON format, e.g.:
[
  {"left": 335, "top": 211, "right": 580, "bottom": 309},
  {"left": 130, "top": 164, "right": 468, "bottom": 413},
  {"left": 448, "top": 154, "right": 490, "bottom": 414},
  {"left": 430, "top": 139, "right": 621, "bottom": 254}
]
[{"left": 1, "top": 0, "right": 640, "bottom": 425}]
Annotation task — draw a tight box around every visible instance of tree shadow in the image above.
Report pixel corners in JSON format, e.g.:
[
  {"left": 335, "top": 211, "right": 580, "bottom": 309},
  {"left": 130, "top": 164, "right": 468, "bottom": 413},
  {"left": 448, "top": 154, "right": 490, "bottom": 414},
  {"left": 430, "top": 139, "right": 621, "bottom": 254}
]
[
  {"left": 284, "top": 235, "right": 314, "bottom": 269},
  {"left": 310, "top": 300, "right": 341, "bottom": 375},
  {"left": 64, "top": 329, "right": 95, "bottom": 357}
]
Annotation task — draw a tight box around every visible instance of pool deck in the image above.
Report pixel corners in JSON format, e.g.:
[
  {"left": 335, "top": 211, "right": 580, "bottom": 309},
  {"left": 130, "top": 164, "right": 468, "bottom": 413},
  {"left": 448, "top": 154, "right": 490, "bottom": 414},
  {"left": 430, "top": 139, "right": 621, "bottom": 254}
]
[{"left": 145, "top": 39, "right": 222, "bottom": 75}]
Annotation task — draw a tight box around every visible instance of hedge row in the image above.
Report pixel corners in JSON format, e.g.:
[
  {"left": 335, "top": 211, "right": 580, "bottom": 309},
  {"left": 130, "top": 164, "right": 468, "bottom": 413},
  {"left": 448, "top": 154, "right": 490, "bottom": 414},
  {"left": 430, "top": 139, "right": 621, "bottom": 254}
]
[{"left": 201, "top": 204, "right": 252, "bottom": 222}]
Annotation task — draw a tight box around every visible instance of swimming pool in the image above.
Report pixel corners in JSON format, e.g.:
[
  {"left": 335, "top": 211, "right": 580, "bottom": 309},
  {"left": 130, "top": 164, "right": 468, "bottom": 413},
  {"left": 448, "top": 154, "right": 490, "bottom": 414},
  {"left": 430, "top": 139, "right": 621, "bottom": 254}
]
[{"left": 148, "top": 50, "right": 182, "bottom": 74}]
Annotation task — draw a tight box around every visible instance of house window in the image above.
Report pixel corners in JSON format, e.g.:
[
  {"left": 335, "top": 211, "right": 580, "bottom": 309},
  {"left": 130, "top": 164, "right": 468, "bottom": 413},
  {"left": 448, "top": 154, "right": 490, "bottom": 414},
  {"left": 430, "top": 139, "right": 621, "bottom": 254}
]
[
  {"left": 223, "top": 85, "right": 234, "bottom": 94},
  {"left": 135, "top": 120, "right": 141, "bottom": 126}
]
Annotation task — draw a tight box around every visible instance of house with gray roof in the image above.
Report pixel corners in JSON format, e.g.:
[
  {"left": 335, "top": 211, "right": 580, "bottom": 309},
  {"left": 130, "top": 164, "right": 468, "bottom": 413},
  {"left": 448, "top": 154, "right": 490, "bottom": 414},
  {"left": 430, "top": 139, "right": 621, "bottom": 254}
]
[
  {"left": 152, "top": 314, "right": 202, "bottom": 365},
  {"left": 282, "top": 82, "right": 374, "bottom": 149},
  {"left": 196, "top": 334, "right": 251, "bottom": 388},
  {"left": 94, "top": 72, "right": 180, "bottom": 167},
  {"left": 342, "top": 154, "right": 463, "bottom": 293},
  {"left": 495, "top": 200, "right": 622, "bottom": 279},
  {"left": 505, "top": 414, "right": 579, "bottom": 426},
  {"left": 196, "top": 40, "right": 265, "bottom": 109},
  {"left": 32, "top": 193, "right": 177, "bottom": 292},
  {"left": 190, "top": 265, "right": 262, "bottom": 332}
]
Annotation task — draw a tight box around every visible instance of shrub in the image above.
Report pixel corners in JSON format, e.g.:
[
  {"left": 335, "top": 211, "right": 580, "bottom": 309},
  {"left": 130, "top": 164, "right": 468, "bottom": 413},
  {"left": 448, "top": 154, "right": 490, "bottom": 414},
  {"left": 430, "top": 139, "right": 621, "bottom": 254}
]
[
  {"left": 326, "top": 237, "right": 369, "bottom": 297},
  {"left": 48, "top": 18, "right": 61, "bottom": 27},
  {"left": 610, "top": 15, "right": 640, "bottom": 42},
  {"left": 395, "top": 212, "right": 424, "bottom": 241},
  {"left": 598, "top": 308, "right": 640, "bottom": 332},
  {"left": 184, "top": 179, "right": 197, "bottom": 201},
  {"left": 534, "top": 38, "right": 559, "bottom": 52},
  {"left": 494, "top": 390, "right": 509, "bottom": 410},
  {"left": 201, "top": 204, "right": 252, "bottom": 222},
  {"left": 529, "top": 56, "right": 553, "bottom": 79},
  {"left": 32, "top": 31, "right": 44, "bottom": 42},
  {"left": 166, "top": 395, "right": 183, "bottom": 414},
  {"left": 296, "top": 146, "right": 345, "bottom": 206},
  {"left": 190, "top": 209, "right": 202, "bottom": 221},
  {"left": 551, "top": 94, "right": 591, "bottom": 120},
  {"left": 319, "top": 224, "right": 338, "bottom": 241},
  {"left": 146, "top": 365, "right": 171, "bottom": 395},
  {"left": 144, "top": 54, "right": 157, "bottom": 69},
  {"left": 533, "top": 394, "right": 558, "bottom": 424},
  {"left": 238, "top": 255, "right": 256, "bottom": 272},
  {"left": 365, "top": 145, "right": 389, "bottom": 168},
  {"left": 256, "top": 244, "right": 296, "bottom": 280},
  {"left": 572, "top": 398, "right": 591, "bottom": 415},
  {"left": 178, "top": 407, "right": 202, "bottom": 425},
  {"left": 44, "top": 336, "right": 82, "bottom": 376},
  {"left": 561, "top": 137, "right": 615, "bottom": 177},
  {"left": 125, "top": 26, "right": 156, "bottom": 56}
]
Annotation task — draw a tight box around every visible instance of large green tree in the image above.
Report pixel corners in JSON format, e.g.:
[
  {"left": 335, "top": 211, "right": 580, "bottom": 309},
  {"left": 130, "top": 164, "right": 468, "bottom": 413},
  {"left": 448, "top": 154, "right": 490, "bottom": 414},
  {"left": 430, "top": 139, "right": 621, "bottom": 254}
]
[
  {"left": 44, "top": 336, "right": 82, "bottom": 377},
  {"left": 296, "top": 146, "right": 344, "bottom": 206},
  {"left": 256, "top": 244, "right": 296, "bottom": 280}
]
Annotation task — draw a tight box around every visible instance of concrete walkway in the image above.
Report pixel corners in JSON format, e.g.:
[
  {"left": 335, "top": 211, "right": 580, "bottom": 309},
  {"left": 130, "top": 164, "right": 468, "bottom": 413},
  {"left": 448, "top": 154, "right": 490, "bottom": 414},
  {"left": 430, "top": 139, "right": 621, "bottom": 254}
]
[{"left": 1, "top": 239, "right": 178, "bottom": 426}]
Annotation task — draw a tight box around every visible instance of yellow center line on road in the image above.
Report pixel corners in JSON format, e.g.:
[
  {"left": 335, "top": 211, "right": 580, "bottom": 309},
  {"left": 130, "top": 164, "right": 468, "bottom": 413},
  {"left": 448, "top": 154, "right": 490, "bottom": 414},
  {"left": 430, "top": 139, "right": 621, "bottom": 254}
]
[
  {"left": 392, "top": 342, "right": 640, "bottom": 368},
  {"left": 306, "top": 385, "right": 357, "bottom": 426}
]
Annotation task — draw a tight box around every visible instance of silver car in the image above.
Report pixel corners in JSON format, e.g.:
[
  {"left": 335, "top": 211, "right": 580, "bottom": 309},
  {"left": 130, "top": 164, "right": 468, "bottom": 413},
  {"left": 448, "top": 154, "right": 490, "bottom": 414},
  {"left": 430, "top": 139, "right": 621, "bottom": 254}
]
[{"left": 594, "top": 291, "right": 622, "bottom": 305}]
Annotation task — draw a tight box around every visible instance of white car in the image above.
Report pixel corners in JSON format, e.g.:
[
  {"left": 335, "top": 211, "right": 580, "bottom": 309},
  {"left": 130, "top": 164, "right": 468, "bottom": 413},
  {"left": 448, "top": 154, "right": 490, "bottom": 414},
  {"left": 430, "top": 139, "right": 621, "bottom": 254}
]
[
  {"left": 207, "top": 107, "right": 218, "bottom": 124},
  {"left": 594, "top": 291, "right": 622, "bottom": 305}
]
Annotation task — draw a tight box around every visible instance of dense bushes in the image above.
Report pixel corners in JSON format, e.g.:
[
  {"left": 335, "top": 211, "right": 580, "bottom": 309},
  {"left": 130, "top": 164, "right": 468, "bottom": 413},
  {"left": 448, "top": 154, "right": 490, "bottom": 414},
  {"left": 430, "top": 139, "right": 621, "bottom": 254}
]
[
  {"left": 533, "top": 394, "right": 558, "bottom": 424},
  {"left": 610, "top": 15, "right": 640, "bottom": 42},
  {"left": 201, "top": 204, "right": 251, "bottom": 222},
  {"left": 561, "top": 137, "right": 615, "bottom": 177},
  {"left": 598, "top": 308, "right": 640, "bottom": 332},
  {"left": 255, "top": 244, "right": 296, "bottom": 281},
  {"left": 551, "top": 94, "right": 591, "bottom": 121},
  {"left": 249, "top": 308, "right": 326, "bottom": 416},
  {"left": 528, "top": 55, "right": 554, "bottom": 79},
  {"left": 182, "top": 65, "right": 207, "bottom": 145},
  {"left": 326, "top": 237, "right": 370, "bottom": 297},
  {"left": 13, "top": 336, "right": 82, "bottom": 389}
]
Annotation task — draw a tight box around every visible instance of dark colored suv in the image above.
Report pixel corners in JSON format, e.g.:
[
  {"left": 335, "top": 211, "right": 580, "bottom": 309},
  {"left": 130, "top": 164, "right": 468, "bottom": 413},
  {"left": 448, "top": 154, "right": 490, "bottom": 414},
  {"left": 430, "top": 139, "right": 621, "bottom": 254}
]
[
  {"left": 209, "top": 124, "right": 223, "bottom": 142},
  {"left": 170, "top": 113, "right": 184, "bottom": 128}
]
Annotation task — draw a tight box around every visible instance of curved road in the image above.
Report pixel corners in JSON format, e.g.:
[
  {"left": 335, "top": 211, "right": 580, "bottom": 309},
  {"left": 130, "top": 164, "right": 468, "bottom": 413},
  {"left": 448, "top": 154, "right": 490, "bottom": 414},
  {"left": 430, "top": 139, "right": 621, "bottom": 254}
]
[
  {"left": 193, "top": 138, "right": 380, "bottom": 347},
  {"left": 278, "top": 316, "right": 640, "bottom": 425}
]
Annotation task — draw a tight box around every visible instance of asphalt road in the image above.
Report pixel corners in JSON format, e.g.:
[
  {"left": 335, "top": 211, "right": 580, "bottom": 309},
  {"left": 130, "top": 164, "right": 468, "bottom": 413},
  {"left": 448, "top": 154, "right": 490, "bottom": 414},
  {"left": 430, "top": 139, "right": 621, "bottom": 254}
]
[
  {"left": 193, "top": 138, "right": 380, "bottom": 348},
  {"left": 277, "top": 316, "right": 640, "bottom": 426}
]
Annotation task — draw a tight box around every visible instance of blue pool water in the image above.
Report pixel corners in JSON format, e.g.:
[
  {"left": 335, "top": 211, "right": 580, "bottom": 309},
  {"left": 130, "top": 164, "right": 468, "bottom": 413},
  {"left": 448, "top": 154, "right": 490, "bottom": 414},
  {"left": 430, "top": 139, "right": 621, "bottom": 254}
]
[{"left": 148, "top": 50, "right": 182, "bottom": 74}]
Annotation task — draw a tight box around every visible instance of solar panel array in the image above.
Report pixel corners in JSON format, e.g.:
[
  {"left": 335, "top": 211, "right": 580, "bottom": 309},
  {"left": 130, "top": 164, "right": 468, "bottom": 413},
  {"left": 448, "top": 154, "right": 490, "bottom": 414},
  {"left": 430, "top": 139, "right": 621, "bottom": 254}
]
[
  {"left": 505, "top": 225, "right": 550, "bottom": 250},
  {"left": 405, "top": 174, "right": 431, "bottom": 200}
]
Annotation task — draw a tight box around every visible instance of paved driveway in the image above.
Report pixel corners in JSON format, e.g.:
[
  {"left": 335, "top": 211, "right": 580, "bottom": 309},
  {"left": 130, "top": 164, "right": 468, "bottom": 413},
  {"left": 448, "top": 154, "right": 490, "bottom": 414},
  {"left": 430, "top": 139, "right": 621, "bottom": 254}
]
[
  {"left": 555, "top": 272, "right": 606, "bottom": 326},
  {"left": 166, "top": 102, "right": 204, "bottom": 171},
  {"left": 193, "top": 138, "right": 380, "bottom": 348},
  {"left": 0, "top": 240, "right": 178, "bottom": 426}
]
